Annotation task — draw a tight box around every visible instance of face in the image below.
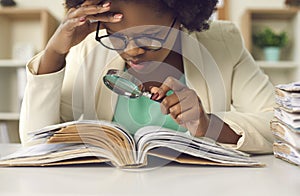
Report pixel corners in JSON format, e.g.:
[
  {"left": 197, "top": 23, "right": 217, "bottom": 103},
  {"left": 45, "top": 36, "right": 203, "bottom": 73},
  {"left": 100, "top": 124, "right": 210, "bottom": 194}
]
[{"left": 103, "top": 0, "right": 180, "bottom": 74}]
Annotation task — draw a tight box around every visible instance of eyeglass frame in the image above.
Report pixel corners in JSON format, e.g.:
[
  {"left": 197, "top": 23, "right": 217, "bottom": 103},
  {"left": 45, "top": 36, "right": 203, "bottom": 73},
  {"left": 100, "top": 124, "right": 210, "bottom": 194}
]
[{"left": 95, "top": 18, "right": 177, "bottom": 51}]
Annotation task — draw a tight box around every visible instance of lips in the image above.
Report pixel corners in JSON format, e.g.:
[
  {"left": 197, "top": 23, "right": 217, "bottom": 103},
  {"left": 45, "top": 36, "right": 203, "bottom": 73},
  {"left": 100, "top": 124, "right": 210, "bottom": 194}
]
[{"left": 127, "top": 60, "right": 146, "bottom": 70}]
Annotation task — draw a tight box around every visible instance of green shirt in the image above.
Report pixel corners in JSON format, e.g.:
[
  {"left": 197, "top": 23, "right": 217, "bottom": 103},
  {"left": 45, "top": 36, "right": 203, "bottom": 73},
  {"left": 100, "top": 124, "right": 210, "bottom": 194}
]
[{"left": 112, "top": 75, "right": 187, "bottom": 135}]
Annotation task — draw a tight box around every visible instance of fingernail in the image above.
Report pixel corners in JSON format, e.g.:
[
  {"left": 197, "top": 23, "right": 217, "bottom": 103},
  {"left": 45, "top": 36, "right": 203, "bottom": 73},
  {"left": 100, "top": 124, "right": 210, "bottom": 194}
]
[
  {"left": 79, "top": 17, "right": 86, "bottom": 22},
  {"left": 102, "top": 2, "right": 111, "bottom": 7},
  {"left": 156, "top": 92, "right": 164, "bottom": 101},
  {"left": 151, "top": 93, "right": 159, "bottom": 100},
  {"left": 114, "top": 14, "right": 123, "bottom": 19}
]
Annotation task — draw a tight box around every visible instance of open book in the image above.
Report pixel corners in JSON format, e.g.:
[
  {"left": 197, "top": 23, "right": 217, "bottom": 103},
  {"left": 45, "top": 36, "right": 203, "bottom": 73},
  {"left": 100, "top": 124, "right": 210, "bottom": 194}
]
[{"left": 0, "top": 120, "right": 263, "bottom": 168}]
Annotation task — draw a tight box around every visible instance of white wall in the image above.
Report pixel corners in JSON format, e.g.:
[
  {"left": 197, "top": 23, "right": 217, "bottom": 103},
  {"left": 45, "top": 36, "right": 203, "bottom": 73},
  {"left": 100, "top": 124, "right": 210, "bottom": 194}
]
[{"left": 229, "top": 0, "right": 287, "bottom": 27}]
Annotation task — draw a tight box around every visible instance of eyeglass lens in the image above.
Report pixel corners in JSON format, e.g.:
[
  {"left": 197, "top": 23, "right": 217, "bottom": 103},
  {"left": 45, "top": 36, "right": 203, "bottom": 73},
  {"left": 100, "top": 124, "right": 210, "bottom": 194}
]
[{"left": 100, "top": 35, "right": 162, "bottom": 51}]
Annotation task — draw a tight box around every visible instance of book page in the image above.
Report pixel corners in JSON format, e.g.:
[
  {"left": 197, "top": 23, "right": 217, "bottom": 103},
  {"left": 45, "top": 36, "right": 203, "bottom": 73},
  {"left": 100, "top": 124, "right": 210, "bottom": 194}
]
[
  {"left": 271, "top": 120, "right": 300, "bottom": 150},
  {"left": 147, "top": 147, "right": 262, "bottom": 167},
  {"left": 139, "top": 141, "right": 258, "bottom": 165},
  {"left": 135, "top": 126, "right": 248, "bottom": 155},
  {"left": 45, "top": 122, "right": 137, "bottom": 166},
  {"left": 276, "top": 82, "right": 300, "bottom": 92},
  {"left": 1, "top": 120, "right": 138, "bottom": 167},
  {"left": 134, "top": 126, "right": 261, "bottom": 166},
  {"left": 274, "top": 108, "right": 300, "bottom": 128},
  {"left": 273, "top": 142, "right": 300, "bottom": 166},
  {"left": 0, "top": 143, "right": 112, "bottom": 166},
  {"left": 275, "top": 88, "right": 300, "bottom": 112},
  {"left": 0, "top": 143, "right": 79, "bottom": 160}
]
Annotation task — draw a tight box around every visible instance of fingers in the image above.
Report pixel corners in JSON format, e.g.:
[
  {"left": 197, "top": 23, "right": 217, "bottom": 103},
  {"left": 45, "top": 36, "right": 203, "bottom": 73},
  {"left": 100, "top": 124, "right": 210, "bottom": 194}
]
[
  {"left": 63, "top": 2, "right": 122, "bottom": 30},
  {"left": 161, "top": 91, "right": 200, "bottom": 120},
  {"left": 62, "top": 9, "right": 88, "bottom": 31},
  {"left": 85, "top": 12, "right": 123, "bottom": 24},
  {"left": 67, "top": 3, "right": 111, "bottom": 19},
  {"left": 151, "top": 77, "right": 205, "bottom": 129},
  {"left": 152, "top": 77, "right": 186, "bottom": 101},
  {"left": 160, "top": 93, "right": 180, "bottom": 115},
  {"left": 151, "top": 77, "right": 209, "bottom": 137}
]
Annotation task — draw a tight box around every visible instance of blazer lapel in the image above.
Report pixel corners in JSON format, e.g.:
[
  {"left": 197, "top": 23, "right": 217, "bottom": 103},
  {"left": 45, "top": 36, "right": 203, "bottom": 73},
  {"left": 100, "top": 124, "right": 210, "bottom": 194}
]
[
  {"left": 96, "top": 51, "right": 125, "bottom": 121},
  {"left": 181, "top": 30, "right": 227, "bottom": 113},
  {"left": 181, "top": 30, "right": 211, "bottom": 113}
]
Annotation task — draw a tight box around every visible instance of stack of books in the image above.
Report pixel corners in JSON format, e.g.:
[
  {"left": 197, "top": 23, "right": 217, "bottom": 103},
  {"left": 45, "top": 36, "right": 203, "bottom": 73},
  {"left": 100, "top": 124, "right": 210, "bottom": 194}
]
[{"left": 272, "top": 82, "right": 300, "bottom": 166}]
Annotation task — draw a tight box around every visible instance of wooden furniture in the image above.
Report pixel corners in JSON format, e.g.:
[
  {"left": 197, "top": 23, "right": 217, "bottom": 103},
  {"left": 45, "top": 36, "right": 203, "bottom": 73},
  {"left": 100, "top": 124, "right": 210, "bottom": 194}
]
[
  {"left": 0, "top": 8, "right": 59, "bottom": 143},
  {"left": 242, "top": 8, "right": 298, "bottom": 52},
  {"left": 241, "top": 8, "right": 300, "bottom": 85},
  {"left": 0, "top": 8, "right": 58, "bottom": 58},
  {"left": 217, "top": 0, "right": 229, "bottom": 20}
]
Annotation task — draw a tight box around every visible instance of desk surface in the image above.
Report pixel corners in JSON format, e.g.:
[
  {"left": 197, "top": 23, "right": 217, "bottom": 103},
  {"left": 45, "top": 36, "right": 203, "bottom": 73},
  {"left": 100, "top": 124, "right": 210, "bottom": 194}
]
[{"left": 0, "top": 144, "right": 299, "bottom": 196}]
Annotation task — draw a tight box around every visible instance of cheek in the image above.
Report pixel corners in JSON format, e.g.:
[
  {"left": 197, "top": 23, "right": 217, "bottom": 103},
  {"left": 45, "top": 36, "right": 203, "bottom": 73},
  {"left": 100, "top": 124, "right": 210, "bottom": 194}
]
[{"left": 150, "top": 49, "right": 171, "bottom": 62}]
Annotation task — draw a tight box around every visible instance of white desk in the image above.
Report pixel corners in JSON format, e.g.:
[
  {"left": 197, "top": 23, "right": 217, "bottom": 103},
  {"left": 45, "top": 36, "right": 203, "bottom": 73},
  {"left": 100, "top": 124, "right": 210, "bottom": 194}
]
[{"left": 0, "top": 144, "right": 299, "bottom": 196}]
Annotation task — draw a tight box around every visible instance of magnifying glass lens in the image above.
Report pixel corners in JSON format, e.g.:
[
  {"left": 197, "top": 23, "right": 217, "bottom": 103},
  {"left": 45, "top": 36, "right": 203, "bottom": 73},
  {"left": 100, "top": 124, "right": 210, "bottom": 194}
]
[{"left": 103, "top": 74, "right": 142, "bottom": 98}]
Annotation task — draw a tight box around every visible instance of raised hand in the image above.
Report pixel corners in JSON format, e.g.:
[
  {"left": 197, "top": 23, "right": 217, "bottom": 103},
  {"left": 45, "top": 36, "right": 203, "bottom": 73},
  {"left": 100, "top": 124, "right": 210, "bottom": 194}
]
[
  {"left": 39, "top": 0, "right": 123, "bottom": 74},
  {"left": 48, "top": 0, "right": 123, "bottom": 55},
  {"left": 150, "top": 76, "right": 210, "bottom": 137}
]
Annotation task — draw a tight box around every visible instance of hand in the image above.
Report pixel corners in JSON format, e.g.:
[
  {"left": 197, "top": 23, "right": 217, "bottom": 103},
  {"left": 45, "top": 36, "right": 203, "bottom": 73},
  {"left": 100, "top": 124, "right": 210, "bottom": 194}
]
[
  {"left": 47, "top": 0, "right": 123, "bottom": 55},
  {"left": 150, "top": 77, "right": 210, "bottom": 137},
  {"left": 39, "top": 0, "right": 123, "bottom": 74}
]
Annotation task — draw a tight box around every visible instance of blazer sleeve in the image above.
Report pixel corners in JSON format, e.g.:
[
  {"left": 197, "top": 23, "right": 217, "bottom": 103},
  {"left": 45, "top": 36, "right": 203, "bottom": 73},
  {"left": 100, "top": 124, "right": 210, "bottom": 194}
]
[
  {"left": 19, "top": 43, "right": 83, "bottom": 145},
  {"left": 215, "top": 23, "right": 276, "bottom": 154},
  {"left": 19, "top": 52, "right": 64, "bottom": 144}
]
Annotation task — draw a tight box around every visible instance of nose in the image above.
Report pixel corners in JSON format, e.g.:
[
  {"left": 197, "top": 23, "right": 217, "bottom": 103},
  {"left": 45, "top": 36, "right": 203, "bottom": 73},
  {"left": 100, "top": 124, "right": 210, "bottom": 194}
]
[{"left": 123, "top": 40, "right": 146, "bottom": 57}]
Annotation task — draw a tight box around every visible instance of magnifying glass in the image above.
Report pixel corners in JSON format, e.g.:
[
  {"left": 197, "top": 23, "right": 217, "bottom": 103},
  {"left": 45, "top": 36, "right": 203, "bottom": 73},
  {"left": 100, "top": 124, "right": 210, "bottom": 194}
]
[{"left": 103, "top": 69, "right": 162, "bottom": 102}]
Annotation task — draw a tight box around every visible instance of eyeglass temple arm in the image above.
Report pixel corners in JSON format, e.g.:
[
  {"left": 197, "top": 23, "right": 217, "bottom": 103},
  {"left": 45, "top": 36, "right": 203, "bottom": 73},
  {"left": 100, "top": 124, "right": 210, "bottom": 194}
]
[{"left": 95, "top": 21, "right": 101, "bottom": 41}]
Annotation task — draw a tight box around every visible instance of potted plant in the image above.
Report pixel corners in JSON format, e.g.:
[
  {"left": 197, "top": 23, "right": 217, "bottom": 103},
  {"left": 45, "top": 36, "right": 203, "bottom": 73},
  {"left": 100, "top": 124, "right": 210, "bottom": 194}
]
[{"left": 253, "top": 28, "right": 288, "bottom": 61}]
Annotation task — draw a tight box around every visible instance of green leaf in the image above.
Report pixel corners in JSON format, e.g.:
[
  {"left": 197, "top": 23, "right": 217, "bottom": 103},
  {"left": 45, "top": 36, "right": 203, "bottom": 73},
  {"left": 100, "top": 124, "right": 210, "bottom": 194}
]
[{"left": 252, "top": 27, "right": 288, "bottom": 48}]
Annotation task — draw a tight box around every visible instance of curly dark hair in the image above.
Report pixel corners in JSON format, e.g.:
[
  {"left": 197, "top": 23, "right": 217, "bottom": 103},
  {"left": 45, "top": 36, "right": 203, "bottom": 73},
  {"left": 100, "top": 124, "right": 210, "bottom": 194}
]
[{"left": 65, "top": 0, "right": 218, "bottom": 32}]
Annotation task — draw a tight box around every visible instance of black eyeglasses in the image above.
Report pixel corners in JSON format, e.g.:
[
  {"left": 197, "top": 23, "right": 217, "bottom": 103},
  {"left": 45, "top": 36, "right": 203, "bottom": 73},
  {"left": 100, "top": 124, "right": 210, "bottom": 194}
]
[{"left": 95, "top": 18, "right": 177, "bottom": 51}]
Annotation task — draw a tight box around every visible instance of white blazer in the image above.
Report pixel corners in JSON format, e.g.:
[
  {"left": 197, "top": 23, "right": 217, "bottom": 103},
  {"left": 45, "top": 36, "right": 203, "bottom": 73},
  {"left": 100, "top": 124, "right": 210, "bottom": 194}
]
[{"left": 20, "top": 21, "right": 275, "bottom": 153}]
